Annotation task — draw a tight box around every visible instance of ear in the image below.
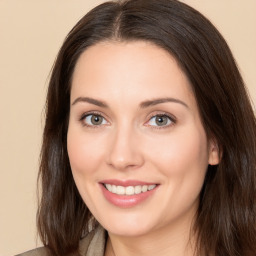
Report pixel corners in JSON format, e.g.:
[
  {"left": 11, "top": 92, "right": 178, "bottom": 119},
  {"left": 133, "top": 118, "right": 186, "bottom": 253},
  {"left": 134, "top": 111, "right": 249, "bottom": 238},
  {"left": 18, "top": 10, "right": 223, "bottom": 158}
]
[{"left": 208, "top": 138, "right": 221, "bottom": 165}]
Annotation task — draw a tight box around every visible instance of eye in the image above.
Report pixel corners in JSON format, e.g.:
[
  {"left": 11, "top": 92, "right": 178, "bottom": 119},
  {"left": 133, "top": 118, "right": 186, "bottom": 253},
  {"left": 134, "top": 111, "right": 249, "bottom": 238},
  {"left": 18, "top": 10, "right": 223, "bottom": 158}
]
[
  {"left": 82, "top": 114, "right": 108, "bottom": 126},
  {"left": 148, "top": 114, "right": 174, "bottom": 127}
]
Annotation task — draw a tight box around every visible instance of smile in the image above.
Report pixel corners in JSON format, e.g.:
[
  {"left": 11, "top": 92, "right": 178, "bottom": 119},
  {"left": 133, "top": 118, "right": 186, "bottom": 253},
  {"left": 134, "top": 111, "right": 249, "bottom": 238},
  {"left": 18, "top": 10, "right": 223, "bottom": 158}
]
[
  {"left": 104, "top": 184, "right": 157, "bottom": 195},
  {"left": 100, "top": 180, "right": 159, "bottom": 208}
]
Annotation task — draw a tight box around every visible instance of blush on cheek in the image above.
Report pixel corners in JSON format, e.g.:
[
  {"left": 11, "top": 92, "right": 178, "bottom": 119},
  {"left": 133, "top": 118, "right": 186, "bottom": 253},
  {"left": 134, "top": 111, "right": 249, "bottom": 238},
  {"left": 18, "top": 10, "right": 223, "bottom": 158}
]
[
  {"left": 155, "top": 133, "right": 208, "bottom": 177},
  {"left": 67, "top": 137, "right": 85, "bottom": 173},
  {"left": 68, "top": 138, "right": 101, "bottom": 176}
]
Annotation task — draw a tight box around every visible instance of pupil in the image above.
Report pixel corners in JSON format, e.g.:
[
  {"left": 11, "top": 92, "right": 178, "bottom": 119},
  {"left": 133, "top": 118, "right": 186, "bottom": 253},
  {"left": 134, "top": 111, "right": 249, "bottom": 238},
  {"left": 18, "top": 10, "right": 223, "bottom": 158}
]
[
  {"left": 91, "top": 115, "right": 102, "bottom": 125},
  {"left": 156, "top": 116, "right": 167, "bottom": 126}
]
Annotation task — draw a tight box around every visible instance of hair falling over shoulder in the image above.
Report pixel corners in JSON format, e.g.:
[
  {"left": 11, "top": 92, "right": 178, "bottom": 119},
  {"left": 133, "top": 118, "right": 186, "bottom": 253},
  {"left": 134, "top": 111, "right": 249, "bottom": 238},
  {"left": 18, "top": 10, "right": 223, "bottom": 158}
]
[{"left": 37, "top": 0, "right": 256, "bottom": 255}]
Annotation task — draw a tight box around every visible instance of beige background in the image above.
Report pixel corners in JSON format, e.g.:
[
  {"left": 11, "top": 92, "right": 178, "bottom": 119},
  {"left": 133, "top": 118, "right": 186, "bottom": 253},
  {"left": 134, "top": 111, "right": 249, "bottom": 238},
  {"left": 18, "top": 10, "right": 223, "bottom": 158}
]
[{"left": 0, "top": 1, "right": 255, "bottom": 255}]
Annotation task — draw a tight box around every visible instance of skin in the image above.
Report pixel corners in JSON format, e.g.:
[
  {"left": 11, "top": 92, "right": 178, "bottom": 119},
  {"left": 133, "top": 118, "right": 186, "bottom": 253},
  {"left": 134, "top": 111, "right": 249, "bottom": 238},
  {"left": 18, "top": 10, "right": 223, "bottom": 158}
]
[{"left": 67, "top": 41, "right": 219, "bottom": 256}]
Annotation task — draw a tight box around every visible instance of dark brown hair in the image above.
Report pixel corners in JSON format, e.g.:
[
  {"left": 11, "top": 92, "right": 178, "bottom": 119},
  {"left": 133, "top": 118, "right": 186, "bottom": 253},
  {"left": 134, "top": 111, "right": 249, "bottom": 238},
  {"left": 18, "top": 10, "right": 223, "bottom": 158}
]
[{"left": 38, "top": 0, "right": 256, "bottom": 255}]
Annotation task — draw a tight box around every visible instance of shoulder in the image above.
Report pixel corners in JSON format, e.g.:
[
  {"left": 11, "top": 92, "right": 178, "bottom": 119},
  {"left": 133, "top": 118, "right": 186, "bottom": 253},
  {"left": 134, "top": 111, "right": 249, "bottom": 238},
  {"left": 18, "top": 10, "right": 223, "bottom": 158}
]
[
  {"left": 80, "top": 224, "right": 106, "bottom": 256},
  {"left": 15, "top": 225, "right": 106, "bottom": 256},
  {"left": 15, "top": 247, "right": 49, "bottom": 256}
]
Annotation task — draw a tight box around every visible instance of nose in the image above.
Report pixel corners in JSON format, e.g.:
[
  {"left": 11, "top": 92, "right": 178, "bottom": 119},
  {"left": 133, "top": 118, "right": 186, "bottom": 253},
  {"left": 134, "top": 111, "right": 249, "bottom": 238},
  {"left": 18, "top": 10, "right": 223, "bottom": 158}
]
[{"left": 106, "top": 126, "right": 144, "bottom": 171}]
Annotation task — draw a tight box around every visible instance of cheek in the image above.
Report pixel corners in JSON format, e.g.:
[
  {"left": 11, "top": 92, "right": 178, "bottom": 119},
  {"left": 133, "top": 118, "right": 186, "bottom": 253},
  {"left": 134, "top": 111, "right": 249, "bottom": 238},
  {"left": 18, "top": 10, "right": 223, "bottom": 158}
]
[
  {"left": 148, "top": 129, "right": 208, "bottom": 218},
  {"left": 67, "top": 129, "right": 102, "bottom": 177},
  {"left": 147, "top": 127, "right": 209, "bottom": 179}
]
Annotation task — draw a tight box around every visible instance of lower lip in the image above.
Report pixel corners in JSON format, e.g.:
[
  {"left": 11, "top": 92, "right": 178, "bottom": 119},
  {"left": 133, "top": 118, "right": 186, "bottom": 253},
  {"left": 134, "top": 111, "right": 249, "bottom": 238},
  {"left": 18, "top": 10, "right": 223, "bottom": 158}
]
[{"left": 100, "top": 184, "right": 158, "bottom": 208}]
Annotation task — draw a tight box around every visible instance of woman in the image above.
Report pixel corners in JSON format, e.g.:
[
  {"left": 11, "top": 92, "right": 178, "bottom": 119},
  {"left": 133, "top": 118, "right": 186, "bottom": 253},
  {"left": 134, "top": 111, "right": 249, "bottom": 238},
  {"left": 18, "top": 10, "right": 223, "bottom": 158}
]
[{"left": 18, "top": 0, "right": 256, "bottom": 255}]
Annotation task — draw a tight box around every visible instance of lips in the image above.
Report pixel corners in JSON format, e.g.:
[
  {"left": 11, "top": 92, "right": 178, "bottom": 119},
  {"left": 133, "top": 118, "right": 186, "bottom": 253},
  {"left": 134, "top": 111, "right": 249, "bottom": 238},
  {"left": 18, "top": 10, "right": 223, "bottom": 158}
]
[{"left": 99, "top": 179, "right": 159, "bottom": 208}]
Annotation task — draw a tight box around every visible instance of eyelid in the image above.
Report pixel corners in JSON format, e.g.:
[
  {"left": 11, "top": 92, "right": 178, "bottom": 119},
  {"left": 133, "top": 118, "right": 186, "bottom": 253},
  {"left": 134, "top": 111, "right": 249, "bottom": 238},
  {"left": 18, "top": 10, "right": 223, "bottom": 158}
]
[
  {"left": 78, "top": 110, "right": 176, "bottom": 128},
  {"left": 79, "top": 111, "right": 110, "bottom": 127},
  {"left": 145, "top": 111, "right": 177, "bottom": 129}
]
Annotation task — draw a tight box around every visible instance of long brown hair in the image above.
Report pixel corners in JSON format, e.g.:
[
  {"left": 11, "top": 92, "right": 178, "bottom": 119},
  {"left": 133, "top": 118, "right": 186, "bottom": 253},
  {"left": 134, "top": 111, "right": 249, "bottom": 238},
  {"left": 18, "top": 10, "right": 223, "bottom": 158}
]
[{"left": 38, "top": 0, "right": 256, "bottom": 255}]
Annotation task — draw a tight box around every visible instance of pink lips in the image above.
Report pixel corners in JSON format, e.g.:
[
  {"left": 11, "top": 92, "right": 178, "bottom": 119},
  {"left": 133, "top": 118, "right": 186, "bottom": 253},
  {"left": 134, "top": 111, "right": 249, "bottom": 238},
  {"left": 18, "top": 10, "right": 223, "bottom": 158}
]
[{"left": 99, "top": 179, "right": 158, "bottom": 208}]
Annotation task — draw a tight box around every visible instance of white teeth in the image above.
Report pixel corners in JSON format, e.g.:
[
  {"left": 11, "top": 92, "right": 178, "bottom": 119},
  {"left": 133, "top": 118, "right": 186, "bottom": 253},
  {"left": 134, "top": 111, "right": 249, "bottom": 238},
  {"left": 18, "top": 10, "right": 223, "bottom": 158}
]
[
  {"left": 142, "top": 185, "right": 147, "bottom": 192},
  {"left": 106, "top": 184, "right": 111, "bottom": 191},
  {"left": 104, "top": 184, "right": 157, "bottom": 195},
  {"left": 134, "top": 185, "right": 142, "bottom": 194},
  {"left": 126, "top": 186, "right": 135, "bottom": 195},
  {"left": 116, "top": 186, "right": 125, "bottom": 195},
  {"left": 148, "top": 185, "right": 156, "bottom": 191},
  {"left": 112, "top": 185, "right": 117, "bottom": 193}
]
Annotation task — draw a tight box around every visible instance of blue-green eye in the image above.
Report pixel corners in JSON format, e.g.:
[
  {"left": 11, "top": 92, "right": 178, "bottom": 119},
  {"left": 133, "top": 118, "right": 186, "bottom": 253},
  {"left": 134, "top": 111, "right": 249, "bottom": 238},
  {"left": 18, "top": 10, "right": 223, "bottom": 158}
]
[
  {"left": 84, "top": 114, "right": 107, "bottom": 126},
  {"left": 148, "top": 115, "right": 173, "bottom": 127}
]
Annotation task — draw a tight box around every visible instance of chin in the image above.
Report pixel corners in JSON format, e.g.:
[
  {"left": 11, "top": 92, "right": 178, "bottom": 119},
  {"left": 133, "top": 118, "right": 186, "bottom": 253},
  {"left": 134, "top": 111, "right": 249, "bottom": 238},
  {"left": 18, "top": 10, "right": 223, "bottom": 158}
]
[
  {"left": 98, "top": 212, "right": 161, "bottom": 237},
  {"left": 106, "top": 223, "right": 153, "bottom": 237}
]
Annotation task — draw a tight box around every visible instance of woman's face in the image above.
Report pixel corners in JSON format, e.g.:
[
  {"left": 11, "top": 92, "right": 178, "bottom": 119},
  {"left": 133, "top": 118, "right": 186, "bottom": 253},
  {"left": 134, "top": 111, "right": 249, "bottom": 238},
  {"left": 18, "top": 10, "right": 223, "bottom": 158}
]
[{"left": 67, "top": 41, "right": 219, "bottom": 237}]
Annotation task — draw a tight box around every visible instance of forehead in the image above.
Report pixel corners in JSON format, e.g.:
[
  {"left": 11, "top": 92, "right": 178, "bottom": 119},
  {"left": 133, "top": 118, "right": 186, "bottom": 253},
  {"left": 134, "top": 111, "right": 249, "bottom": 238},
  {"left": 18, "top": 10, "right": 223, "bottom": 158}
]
[{"left": 71, "top": 41, "right": 195, "bottom": 108}]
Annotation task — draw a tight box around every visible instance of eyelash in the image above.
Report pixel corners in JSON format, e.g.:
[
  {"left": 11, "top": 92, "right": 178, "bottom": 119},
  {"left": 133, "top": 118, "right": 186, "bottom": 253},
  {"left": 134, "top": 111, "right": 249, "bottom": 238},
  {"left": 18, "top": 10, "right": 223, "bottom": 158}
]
[
  {"left": 79, "top": 111, "right": 109, "bottom": 128},
  {"left": 79, "top": 111, "right": 176, "bottom": 129},
  {"left": 145, "top": 112, "right": 176, "bottom": 129}
]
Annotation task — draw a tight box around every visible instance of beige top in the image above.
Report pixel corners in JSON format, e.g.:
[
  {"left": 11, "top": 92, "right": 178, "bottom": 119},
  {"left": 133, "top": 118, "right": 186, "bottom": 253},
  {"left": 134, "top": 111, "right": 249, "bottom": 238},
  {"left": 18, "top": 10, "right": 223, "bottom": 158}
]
[{"left": 16, "top": 225, "right": 106, "bottom": 256}]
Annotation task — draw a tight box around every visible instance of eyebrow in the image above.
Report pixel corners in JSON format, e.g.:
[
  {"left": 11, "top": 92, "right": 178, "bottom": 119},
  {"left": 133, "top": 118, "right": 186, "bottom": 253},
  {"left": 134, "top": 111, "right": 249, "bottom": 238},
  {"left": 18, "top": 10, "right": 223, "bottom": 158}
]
[
  {"left": 71, "top": 97, "right": 109, "bottom": 108},
  {"left": 140, "top": 97, "right": 189, "bottom": 109},
  {"left": 71, "top": 96, "right": 189, "bottom": 109}
]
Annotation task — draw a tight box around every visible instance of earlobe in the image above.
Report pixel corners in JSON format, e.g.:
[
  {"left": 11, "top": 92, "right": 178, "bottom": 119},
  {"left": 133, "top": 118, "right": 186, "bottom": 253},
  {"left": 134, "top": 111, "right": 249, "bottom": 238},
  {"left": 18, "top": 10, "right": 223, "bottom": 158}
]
[{"left": 208, "top": 139, "right": 221, "bottom": 165}]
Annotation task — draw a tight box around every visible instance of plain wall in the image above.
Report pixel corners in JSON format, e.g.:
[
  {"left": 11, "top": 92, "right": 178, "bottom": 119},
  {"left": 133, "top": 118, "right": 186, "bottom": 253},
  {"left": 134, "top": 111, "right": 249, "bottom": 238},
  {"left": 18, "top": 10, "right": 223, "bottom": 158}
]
[{"left": 0, "top": 1, "right": 255, "bottom": 255}]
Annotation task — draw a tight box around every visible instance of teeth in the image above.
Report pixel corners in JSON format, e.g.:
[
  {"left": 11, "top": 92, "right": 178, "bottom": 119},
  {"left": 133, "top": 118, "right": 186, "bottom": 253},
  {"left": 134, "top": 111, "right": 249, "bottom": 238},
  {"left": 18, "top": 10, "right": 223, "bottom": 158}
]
[
  {"left": 126, "top": 186, "right": 135, "bottom": 195},
  {"left": 116, "top": 186, "right": 125, "bottom": 195},
  {"left": 148, "top": 185, "right": 156, "bottom": 191},
  {"left": 106, "top": 184, "right": 111, "bottom": 191},
  {"left": 104, "top": 184, "right": 157, "bottom": 195},
  {"left": 135, "top": 185, "right": 142, "bottom": 194},
  {"left": 112, "top": 185, "right": 117, "bottom": 193}
]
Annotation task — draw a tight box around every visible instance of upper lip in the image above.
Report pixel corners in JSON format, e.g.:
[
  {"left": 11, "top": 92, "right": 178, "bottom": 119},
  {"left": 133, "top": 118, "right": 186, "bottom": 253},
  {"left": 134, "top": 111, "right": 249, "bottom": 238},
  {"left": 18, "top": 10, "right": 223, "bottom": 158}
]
[{"left": 99, "top": 179, "right": 158, "bottom": 186}]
